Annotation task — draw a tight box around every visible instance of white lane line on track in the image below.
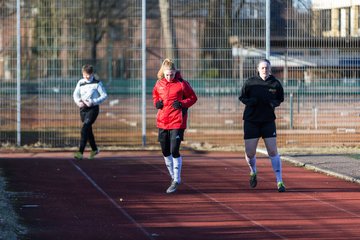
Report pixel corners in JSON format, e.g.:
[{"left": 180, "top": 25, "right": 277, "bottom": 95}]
[
  {"left": 187, "top": 185, "right": 287, "bottom": 239},
  {"left": 143, "top": 158, "right": 287, "bottom": 240},
  {"left": 68, "top": 159, "right": 155, "bottom": 240},
  {"left": 302, "top": 193, "right": 360, "bottom": 218},
  {"left": 257, "top": 148, "right": 360, "bottom": 218}
]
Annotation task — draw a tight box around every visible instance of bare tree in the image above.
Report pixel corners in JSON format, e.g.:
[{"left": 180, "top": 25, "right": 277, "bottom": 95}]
[
  {"left": 287, "top": 0, "right": 313, "bottom": 39},
  {"left": 202, "top": 0, "right": 233, "bottom": 78},
  {"left": 0, "top": 0, "right": 16, "bottom": 80},
  {"left": 83, "top": 0, "right": 115, "bottom": 65},
  {"left": 32, "top": 0, "right": 62, "bottom": 77},
  {"left": 158, "top": 0, "right": 178, "bottom": 61},
  {"left": 0, "top": 0, "right": 16, "bottom": 17}
]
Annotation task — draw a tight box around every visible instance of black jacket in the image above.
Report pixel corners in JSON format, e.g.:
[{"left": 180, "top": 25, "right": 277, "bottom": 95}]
[{"left": 239, "top": 74, "right": 284, "bottom": 122}]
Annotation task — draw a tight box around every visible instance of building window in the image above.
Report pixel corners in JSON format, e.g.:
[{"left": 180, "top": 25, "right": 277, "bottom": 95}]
[
  {"left": 339, "top": 8, "right": 351, "bottom": 37},
  {"left": 358, "top": 6, "right": 360, "bottom": 30},
  {"left": 320, "top": 9, "right": 331, "bottom": 31}
]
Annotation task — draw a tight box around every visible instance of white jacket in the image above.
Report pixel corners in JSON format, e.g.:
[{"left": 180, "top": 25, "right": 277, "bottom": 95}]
[{"left": 73, "top": 76, "right": 108, "bottom": 107}]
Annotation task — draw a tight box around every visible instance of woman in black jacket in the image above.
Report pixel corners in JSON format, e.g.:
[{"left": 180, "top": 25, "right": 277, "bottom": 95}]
[{"left": 239, "top": 59, "right": 285, "bottom": 192}]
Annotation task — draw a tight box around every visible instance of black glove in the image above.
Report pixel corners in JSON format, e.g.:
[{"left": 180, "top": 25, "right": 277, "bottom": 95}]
[
  {"left": 172, "top": 100, "right": 182, "bottom": 109},
  {"left": 269, "top": 99, "right": 281, "bottom": 109},
  {"left": 155, "top": 100, "right": 163, "bottom": 109}
]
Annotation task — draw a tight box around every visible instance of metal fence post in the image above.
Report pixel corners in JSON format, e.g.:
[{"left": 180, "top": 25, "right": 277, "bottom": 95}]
[
  {"left": 141, "top": 0, "right": 147, "bottom": 147},
  {"left": 290, "top": 93, "right": 293, "bottom": 129},
  {"left": 16, "top": 0, "right": 21, "bottom": 146}
]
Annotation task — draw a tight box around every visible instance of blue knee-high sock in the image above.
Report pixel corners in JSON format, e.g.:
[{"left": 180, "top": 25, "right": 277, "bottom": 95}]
[{"left": 270, "top": 154, "right": 282, "bottom": 183}]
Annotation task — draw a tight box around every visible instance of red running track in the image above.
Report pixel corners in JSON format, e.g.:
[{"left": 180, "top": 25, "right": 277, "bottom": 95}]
[{"left": 0, "top": 151, "right": 360, "bottom": 240}]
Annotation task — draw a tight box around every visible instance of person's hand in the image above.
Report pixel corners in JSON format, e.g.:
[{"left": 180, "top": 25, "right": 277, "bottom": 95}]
[
  {"left": 239, "top": 97, "right": 257, "bottom": 106},
  {"left": 155, "top": 100, "right": 163, "bottom": 109},
  {"left": 77, "top": 101, "right": 85, "bottom": 108},
  {"left": 172, "top": 100, "right": 182, "bottom": 109},
  {"left": 246, "top": 98, "right": 257, "bottom": 106},
  {"left": 269, "top": 99, "right": 281, "bottom": 109},
  {"left": 84, "top": 99, "right": 93, "bottom": 107}
]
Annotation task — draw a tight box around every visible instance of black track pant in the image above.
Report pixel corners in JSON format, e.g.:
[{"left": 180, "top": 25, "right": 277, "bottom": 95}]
[{"left": 79, "top": 106, "right": 99, "bottom": 153}]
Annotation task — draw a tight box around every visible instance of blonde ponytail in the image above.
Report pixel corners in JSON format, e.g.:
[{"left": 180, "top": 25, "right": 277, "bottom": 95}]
[{"left": 157, "top": 58, "right": 177, "bottom": 80}]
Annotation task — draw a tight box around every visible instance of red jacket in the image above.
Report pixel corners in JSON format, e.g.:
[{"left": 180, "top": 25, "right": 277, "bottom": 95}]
[{"left": 152, "top": 76, "right": 197, "bottom": 129}]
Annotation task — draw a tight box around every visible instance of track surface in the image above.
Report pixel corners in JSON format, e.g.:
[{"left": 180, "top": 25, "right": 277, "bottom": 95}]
[{"left": 1, "top": 151, "right": 360, "bottom": 240}]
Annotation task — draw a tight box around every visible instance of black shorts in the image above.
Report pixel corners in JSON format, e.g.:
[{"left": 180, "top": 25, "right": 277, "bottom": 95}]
[
  {"left": 243, "top": 121, "right": 277, "bottom": 139},
  {"left": 158, "top": 129, "right": 184, "bottom": 142}
]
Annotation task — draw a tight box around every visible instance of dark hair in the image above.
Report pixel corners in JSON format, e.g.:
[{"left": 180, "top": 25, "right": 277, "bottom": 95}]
[
  {"left": 82, "top": 64, "right": 94, "bottom": 74},
  {"left": 258, "top": 58, "right": 271, "bottom": 67}
]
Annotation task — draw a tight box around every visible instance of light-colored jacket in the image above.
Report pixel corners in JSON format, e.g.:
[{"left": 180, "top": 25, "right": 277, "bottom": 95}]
[{"left": 73, "top": 76, "right": 108, "bottom": 107}]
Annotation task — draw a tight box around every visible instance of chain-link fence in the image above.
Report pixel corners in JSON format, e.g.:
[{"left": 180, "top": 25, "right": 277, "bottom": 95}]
[{"left": 1, "top": 0, "right": 360, "bottom": 152}]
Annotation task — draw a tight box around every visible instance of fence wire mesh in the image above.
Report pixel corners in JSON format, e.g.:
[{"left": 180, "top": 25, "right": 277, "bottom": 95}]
[{"left": 1, "top": 0, "right": 360, "bottom": 152}]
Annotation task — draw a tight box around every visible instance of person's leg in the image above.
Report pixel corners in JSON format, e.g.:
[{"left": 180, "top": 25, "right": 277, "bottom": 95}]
[
  {"left": 264, "top": 136, "right": 285, "bottom": 192},
  {"left": 87, "top": 107, "right": 99, "bottom": 152},
  {"left": 243, "top": 120, "right": 261, "bottom": 188},
  {"left": 158, "top": 129, "right": 173, "bottom": 180},
  {"left": 80, "top": 122, "right": 91, "bottom": 152},
  {"left": 262, "top": 120, "right": 285, "bottom": 192},
  {"left": 161, "top": 139, "right": 173, "bottom": 181},
  {"left": 88, "top": 125, "right": 96, "bottom": 149},
  {"left": 165, "top": 129, "right": 184, "bottom": 194},
  {"left": 78, "top": 109, "right": 88, "bottom": 154},
  {"left": 80, "top": 107, "right": 98, "bottom": 152},
  {"left": 245, "top": 138, "right": 259, "bottom": 188},
  {"left": 170, "top": 129, "right": 184, "bottom": 184},
  {"left": 170, "top": 136, "right": 182, "bottom": 184},
  {"left": 88, "top": 125, "right": 100, "bottom": 159},
  {"left": 245, "top": 138, "right": 259, "bottom": 175},
  {"left": 163, "top": 155, "right": 174, "bottom": 180},
  {"left": 264, "top": 137, "right": 282, "bottom": 181}
]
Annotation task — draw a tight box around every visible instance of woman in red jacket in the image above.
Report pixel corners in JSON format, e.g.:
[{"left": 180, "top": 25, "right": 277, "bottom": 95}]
[{"left": 152, "top": 59, "right": 197, "bottom": 194}]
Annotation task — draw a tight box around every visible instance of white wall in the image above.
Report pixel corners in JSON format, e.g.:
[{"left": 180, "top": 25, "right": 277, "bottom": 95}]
[{"left": 312, "top": 0, "right": 360, "bottom": 9}]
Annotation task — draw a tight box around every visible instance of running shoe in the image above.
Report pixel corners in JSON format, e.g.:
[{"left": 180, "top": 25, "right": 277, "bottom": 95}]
[
  {"left": 74, "top": 152, "right": 83, "bottom": 160},
  {"left": 277, "top": 181, "right": 286, "bottom": 192},
  {"left": 89, "top": 149, "right": 99, "bottom": 159},
  {"left": 166, "top": 181, "right": 179, "bottom": 194},
  {"left": 249, "top": 173, "right": 257, "bottom": 188}
]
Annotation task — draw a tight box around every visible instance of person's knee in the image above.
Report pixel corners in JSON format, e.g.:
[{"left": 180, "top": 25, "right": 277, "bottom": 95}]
[
  {"left": 246, "top": 152, "right": 256, "bottom": 159},
  {"left": 160, "top": 148, "right": 171, "bottom": 157},
  {"left": 267, "top": 149, "right": 278, "bottom": 157},
  {"left": 170, "top": 139, "right": 181, "bottom": 158},
  {"left": 159, "top": 140, "right": 171, "bottom": 157},
  {"left": 162, "top": 149, "right": 171, "bottom": 157},
  {"left": 83, "top": 117, "right": 93, "bottom": 126},
  {"left": 171, "top": 145, "right": 180, "bottom": 158},
  {"left": 245, "top": 147, "right": 257, "bottom": 159},
  {"left": 81, "top": 122, "right": 90, "bottom": 130}
]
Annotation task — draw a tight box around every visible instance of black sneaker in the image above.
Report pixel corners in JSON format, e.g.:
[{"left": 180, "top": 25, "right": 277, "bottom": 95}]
[
  {"left": 277, "top": 182, "right": 286, "bottom": 192},
  {"left": 166, "top": 181, "right": 179, "bottom": 194},
  {"left": 249, "top": 173, "right": 257, "bottom": 188}
]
